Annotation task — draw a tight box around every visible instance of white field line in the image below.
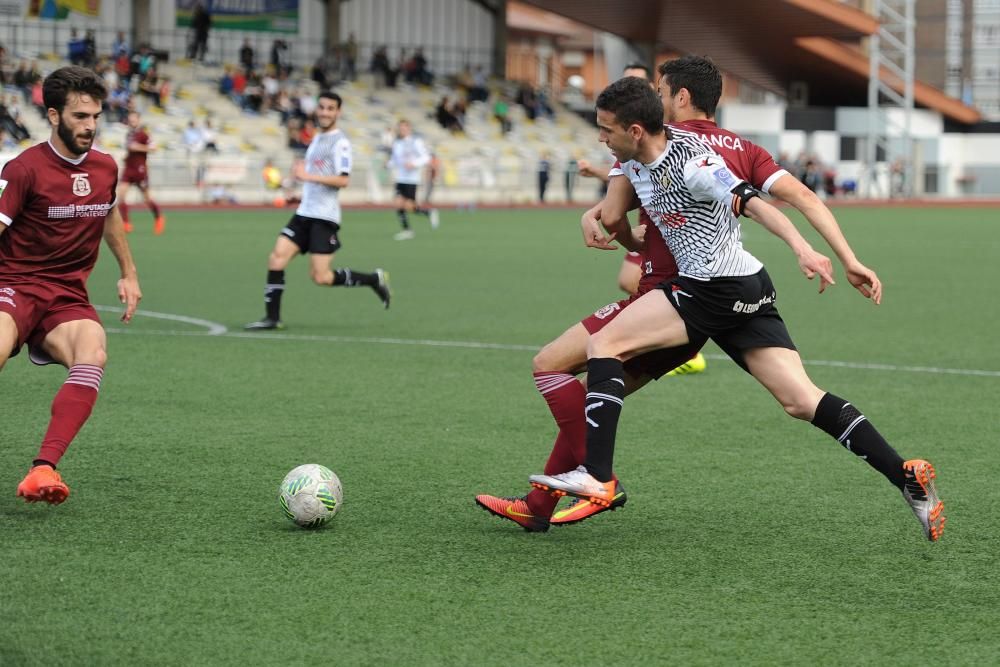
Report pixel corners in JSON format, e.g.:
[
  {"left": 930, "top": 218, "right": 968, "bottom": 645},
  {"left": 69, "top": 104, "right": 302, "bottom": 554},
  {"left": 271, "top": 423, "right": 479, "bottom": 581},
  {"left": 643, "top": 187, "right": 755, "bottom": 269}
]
[{"left": 98, "top": 307, "right": 1000, "bottom": 379}]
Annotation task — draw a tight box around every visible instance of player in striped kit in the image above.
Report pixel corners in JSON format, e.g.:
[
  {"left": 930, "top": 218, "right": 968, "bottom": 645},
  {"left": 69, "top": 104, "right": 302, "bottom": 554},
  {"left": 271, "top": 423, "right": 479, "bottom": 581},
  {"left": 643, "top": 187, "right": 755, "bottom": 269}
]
[
  {"left": 529, "top": 77, "right": 945, "bottom": 542},
  {"left": 388, "top": 119, "right": 439, "bottom": 240},
  {"left": 245, "top": 91, "right": 390, "bottom": 331}
]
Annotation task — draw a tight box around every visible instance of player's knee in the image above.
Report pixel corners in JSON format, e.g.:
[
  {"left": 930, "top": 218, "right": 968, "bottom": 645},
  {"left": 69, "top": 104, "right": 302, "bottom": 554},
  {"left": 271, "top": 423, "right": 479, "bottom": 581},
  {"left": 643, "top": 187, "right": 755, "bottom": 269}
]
[
  {"left": 309, "top": 267, "right": 330, "bottom": 285},
  {"left": 532, "top": 348, "right": 556, "bottom": 373},
  {"left": 74, "top": 346, "right": 107, "bottom": 369},
  {"left": 781, "top": 397, "right": 816, "bottom": 421},
  {"left": 587, "top": 331, "right": 616, "bottom": 360}
]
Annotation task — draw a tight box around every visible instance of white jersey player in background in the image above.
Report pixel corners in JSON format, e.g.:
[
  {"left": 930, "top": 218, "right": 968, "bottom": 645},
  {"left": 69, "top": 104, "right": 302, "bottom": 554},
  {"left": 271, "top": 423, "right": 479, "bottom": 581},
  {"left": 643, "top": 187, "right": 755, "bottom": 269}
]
[
  {"left": 245, "top": 91, "right": 391, "bottom": 330},
  {"left": 530, "top": 76, "right": 945, "bottom": 543},
  {"left": 388, "top": 119, "right": 439, "bottom": 240}
]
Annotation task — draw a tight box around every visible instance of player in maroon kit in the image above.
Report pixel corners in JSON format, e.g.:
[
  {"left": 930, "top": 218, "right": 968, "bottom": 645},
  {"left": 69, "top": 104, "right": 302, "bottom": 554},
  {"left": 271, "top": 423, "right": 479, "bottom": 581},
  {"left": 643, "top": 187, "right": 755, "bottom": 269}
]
[
  {"left": 119, "top": 110, "right": 166, "bottom": 235},
  {"left": 0, "top": 66, "right": 142, "bottom": 504},
  {"left": 475, "top": 58, "right": 841, "bottom": 532}
]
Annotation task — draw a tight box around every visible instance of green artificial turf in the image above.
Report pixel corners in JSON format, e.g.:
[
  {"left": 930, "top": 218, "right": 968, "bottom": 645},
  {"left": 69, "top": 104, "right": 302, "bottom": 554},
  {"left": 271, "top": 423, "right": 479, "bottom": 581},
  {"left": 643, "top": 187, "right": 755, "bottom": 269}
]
[{"left": 1, "top": 206, "right": 998, "bottom": 665}]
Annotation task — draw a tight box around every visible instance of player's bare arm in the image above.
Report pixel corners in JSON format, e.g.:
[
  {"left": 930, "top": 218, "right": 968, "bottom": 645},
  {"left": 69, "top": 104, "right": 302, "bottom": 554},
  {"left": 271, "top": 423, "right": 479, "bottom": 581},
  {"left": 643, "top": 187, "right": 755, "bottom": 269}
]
[
  {"left": 744, "top": 197, "right": 835, "bottom": 292},
  {"left": 577, "top": 159, "right": 610, "bottom": 183},
  {"left": 769, "top": 174, "right": 882, "bottom": 304},
  {"left": 599, "top": 176, "right": 643, "bottom": 252},
  {"left": 103, "top": 205, "right": 142, "bottom": 322}
]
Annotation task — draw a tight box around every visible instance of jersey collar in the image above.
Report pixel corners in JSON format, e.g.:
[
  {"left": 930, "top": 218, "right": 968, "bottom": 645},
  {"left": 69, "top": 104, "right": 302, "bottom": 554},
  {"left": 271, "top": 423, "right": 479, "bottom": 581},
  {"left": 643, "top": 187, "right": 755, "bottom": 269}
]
[{"left": 46, "top": 139, "right": 88, "bottom": 165}]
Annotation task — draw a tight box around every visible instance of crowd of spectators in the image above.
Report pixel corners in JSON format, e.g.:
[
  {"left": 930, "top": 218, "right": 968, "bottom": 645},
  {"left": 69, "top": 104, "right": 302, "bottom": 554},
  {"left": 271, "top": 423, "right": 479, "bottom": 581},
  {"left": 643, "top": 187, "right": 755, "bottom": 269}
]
[{"left": 779, "top": 152, "right": 846, "bottom": 197}]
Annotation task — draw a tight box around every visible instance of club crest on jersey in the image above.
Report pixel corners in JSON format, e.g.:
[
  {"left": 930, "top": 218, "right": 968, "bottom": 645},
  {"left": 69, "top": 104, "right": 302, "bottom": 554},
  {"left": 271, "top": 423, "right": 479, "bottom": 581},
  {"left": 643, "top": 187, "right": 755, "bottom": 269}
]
[
  {"left": 660, "top": 172, "right": 672, "bottom": 189},
  {"left": 594, "top": 302, "right": 621, "bottom": 320},
  {"left": 71, "top": 173, "right": 91, "bottom": 196}
]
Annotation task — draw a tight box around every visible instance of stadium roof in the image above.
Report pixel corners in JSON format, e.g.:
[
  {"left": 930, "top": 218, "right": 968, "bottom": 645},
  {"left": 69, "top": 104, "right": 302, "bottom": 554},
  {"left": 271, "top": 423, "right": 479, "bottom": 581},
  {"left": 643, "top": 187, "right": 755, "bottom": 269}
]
[{"left": 521, "top": 0, "right": 981, "bottom": 124}]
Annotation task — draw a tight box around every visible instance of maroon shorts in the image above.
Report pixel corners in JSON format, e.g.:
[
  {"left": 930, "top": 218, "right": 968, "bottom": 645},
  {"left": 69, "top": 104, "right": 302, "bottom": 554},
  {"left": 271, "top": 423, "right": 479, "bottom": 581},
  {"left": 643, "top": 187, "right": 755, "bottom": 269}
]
[
  {"left": 0, "top": 281, "right": 100, "bottom": 363},
  {"left": 123, "top": 164, "right": 148, "bottom": 187},
  {"left": 580, "top": 293, "right": 703, "bottom": 380}
]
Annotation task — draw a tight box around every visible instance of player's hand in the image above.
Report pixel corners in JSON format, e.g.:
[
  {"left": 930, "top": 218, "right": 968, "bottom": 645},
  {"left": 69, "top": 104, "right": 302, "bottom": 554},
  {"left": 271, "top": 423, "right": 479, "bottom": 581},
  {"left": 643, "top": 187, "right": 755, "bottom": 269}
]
[
  {"left": 582, "top": 207, "right": 617, "bottom": 250},
  {"left": 577, "top": 159, "right": 598, "bottom": 177},
  {"left": 844, "top": 259, "right": 882, "bottom": 304},
  {"left": 292, "top": 161, "right": 308, "bottom": 181},
  {"left": 117, "top": 275, "right": 142, "bottom": 323},
  {"left": 797, "top": 247, "right": 836, "bottom": 293}
]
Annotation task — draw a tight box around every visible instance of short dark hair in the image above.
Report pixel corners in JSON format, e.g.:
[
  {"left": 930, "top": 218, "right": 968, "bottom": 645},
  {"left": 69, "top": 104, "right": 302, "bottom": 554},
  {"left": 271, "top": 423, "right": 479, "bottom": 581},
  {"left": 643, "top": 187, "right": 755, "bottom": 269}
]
[
  {"left": 657, "top": 55, "right": 723, "bottom": 117},
  {"left": 622, "top": 62, "right": 651, "bottom": 78},
  {"left": 43, "top": 66, "right": 108, "bottom": 114},
  {"left": 595, "top": 76, "right": 664, "bottom": 134},
  {"left": 318, "top": 90, "right": 342, "bottom": 107}
]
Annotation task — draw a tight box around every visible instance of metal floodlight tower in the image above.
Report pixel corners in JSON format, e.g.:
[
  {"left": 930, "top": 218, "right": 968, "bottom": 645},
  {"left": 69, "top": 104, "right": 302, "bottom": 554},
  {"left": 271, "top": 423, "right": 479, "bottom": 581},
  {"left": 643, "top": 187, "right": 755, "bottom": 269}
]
[{"left": 865, "top": 0, "right": 915, "bottom": 198}]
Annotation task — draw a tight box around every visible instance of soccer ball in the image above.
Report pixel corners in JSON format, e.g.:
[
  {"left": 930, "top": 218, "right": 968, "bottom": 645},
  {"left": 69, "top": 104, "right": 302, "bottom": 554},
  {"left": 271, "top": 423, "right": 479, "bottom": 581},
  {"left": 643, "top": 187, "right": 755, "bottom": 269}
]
[{"left": 278, "top": 464, "right": 343, "bottom": 528}]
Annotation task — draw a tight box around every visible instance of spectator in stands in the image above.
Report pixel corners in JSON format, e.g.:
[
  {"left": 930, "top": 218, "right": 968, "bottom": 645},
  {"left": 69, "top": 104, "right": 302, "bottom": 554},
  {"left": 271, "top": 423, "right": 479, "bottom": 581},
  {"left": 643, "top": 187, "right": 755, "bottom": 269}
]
[
  {"left": 138, "top": 69, "right": 162, "bottom": 107},
  {"left": 182, "top": 120, "right": 205, "bottom": 153},
  {"left": 219, "top": 66, "right": 234, "bottom": 96},
  {"left": 493, "top": 97, "right": 511, "bottom": 135},
  {"left": 189, "top": 1, "right": 212, "bottom": 61},
  {"left": 98, "top": 59, "right": 118, "bottom": 94},
  {"left": 343, "top": 33, "right": 358, "bottom": 81},
  {"left": 202, "top": 120, "right": 218, "bottom": 152},
  {"left": 469, "top": 65, "right": 489, "bottom": 103},
  {"left": 435, "top": 96, "right": 462, "bottom": 133},
  {"left": 270, "top": 39, "right": 291, "bottom": 77},
  {"left": 112, "top": 31, "right": 130, "bottom": 60},
  {"left": 240, "top": 39, "right": 255, "bottom": 74},
  {"left": 370, "top": 46, "right": 391, "bottom": 88},
  {"left": 262, "top": 66, "right": 280, "bottom": 110},
  {"left": 242, "top": 72, "right": 264, "bottom": 113},
  {"left": 537, "top": 152, "right": 551, "bottom": 202},
  {"left": 405, "top": 48, "right": 433, "bottom": 86},
  {"left": 83, "top": 30, "right": 97, "bottom": 68},
  {"left": 298, "top": 118, "right": 315, "bottom": 148},
  {"left": 0, "top": 127, "right": 17, "bottom": 150},
  {"left": 0, "top": 96, "right": 29, "bottom": 143},
  {"left": 29, "top": 79, "right": 44, "bottom": 118},
  {"left": 107, "top": 82, "right": 130, "bottom": 123},
  {"left": 274, "top": 89, "right": 293, "bottom": 124},
  {"left": 0, "top": 45, "right": 7, "bottom": 85},
  {"left": 565, "top": 156, "right": 579, "bottom": 202},
  {"left": 231, "top": 68, "right": 247, "bottom": 106},
  {"left": 286, "top": 117, "right": 304, "bottom": 150},
  {"left": 68, "top": 29, "right": 87, "bottom": 66},
  {"left": 13, "top": 61, "right": 35, "bottom": 101},
  {"left": 517, "top": 84, "right": 537, "bottom": 120},
  {"left": 802, "top": 160, "right": 822, "bottom": 193}
]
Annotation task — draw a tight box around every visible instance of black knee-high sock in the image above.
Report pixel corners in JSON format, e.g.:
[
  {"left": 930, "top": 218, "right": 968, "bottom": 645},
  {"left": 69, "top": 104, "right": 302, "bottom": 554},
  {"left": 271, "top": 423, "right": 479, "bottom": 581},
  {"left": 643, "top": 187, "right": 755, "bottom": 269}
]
[
  {"left": 583, "top": 357, "right": 625, "bottom": 482},
  {"left": 265, "top": 270, "right": 285, "bottom": 321},
  {"left": 415, "top": 206, "right": 429, "bottom": 215},
  {"left": 811, "top": 392, "right": 905, "bottom": 489},
  {"left": 332, "top": 269, "right": 377, "bottom": 287},
  {"left": 397, "top": 209, "right": 410, "bottom": 230}
]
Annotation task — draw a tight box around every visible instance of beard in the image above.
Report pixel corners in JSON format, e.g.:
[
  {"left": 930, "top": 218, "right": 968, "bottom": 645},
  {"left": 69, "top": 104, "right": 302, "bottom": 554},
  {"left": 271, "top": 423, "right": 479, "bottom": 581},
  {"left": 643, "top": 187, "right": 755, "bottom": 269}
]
[{"left": 57, "top": 116, "right": 94, "bottom": 155}]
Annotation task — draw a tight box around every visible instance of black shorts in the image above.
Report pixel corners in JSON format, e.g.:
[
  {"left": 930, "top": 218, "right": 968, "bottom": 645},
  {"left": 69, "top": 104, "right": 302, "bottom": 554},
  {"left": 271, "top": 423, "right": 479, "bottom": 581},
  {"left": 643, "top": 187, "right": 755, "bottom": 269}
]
[
  {"left": 658, "top": 268, "right": 796, "bottom": 371},
  {"left": 394, "top": 183, "right": 418, "bottom": 201},
  {"left": 280, "top": 215, "right": 342, "bottom": 255}
]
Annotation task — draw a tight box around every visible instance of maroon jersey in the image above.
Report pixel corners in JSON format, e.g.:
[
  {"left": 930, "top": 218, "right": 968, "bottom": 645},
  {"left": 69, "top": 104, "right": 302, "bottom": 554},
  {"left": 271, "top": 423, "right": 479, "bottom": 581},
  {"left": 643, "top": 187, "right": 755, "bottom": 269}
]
[
  {"left": 0, "top": 142, "right": 119, "bottom": 292},
  {"left": 671, "top": 119, "right": 788, "bottom": 194},
  {"left": 633, "top": 207, "right": 678, "bottom": 295},
  {"left": 124, "top": 128, "right": 150, "bottom": 172}
]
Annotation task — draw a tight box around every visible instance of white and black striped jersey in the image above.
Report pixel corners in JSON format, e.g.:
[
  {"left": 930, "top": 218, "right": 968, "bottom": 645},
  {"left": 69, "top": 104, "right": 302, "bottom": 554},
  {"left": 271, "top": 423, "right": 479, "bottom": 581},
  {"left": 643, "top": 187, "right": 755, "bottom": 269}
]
[
  {"left": 610, "top": 127, "right": 763, "bottom": 280},
  {"left": 296, "top": 128, "right": 352, "bottom": 223},
  {"left": 388, "top": 135, "right": 430, "bottom": 185}
]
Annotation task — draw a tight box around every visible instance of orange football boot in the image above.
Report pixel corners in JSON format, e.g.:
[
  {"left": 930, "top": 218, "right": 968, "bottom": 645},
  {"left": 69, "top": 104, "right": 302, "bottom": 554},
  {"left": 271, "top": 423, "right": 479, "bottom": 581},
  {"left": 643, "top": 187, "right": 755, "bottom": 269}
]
[{"left": 16, "top": 465, "right": 70, "bottom": 504}]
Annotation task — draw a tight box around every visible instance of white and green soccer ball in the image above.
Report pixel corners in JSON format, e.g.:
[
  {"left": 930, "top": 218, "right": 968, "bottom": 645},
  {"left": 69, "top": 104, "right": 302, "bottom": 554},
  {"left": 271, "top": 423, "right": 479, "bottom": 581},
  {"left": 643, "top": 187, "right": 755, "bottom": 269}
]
[{"left": 279, "top": 464, "right": 343, "bottom": 528}]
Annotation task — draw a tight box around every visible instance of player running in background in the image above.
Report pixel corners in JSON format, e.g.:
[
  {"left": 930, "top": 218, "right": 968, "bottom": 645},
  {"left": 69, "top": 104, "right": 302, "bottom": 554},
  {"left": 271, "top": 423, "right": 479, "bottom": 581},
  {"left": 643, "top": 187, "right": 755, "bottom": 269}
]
[
  {"left": 528, "top": 77, "right": 945, "bottom": 542},
  {"left": 388, "top": 119, "right": 439, "bottom": 240},
  {"left": 118, "top": 110, "right": 165, "bottom": 235},
  {"left": 0, "top": 66, "right": 142, "bottom": 504},
  {"left": 245, "top": 91, "right": 390, "bottom": 331}
]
